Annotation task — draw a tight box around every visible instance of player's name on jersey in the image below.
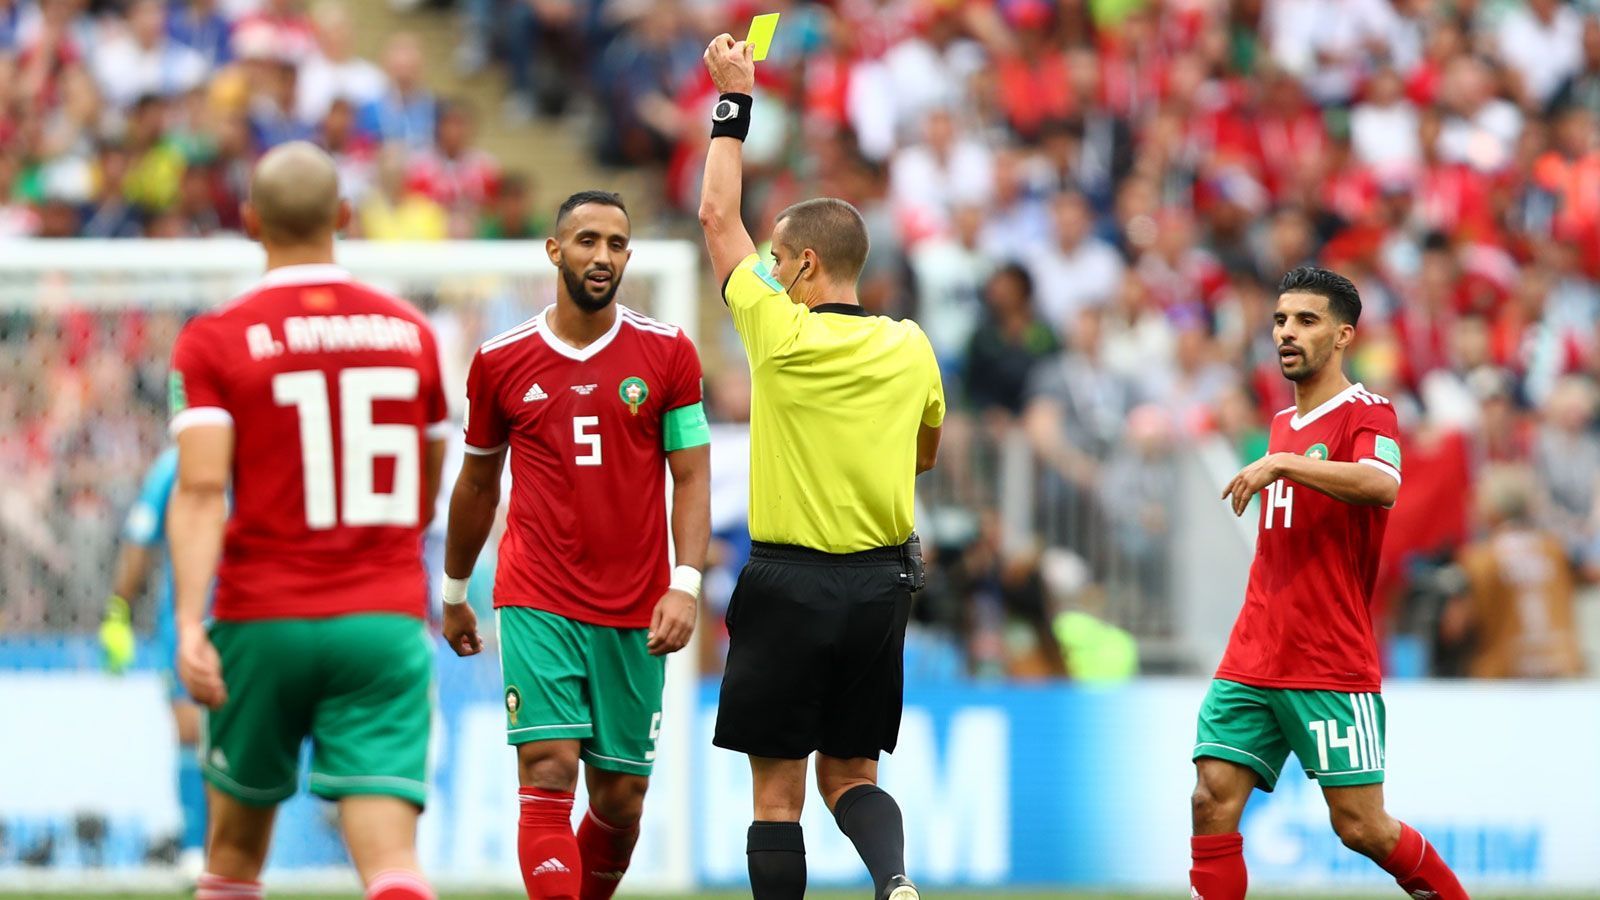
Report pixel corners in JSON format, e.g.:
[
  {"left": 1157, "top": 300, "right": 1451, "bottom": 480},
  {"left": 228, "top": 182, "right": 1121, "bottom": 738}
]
[{"left": 245, "top": 315, "right": 425, "bottom": 361}]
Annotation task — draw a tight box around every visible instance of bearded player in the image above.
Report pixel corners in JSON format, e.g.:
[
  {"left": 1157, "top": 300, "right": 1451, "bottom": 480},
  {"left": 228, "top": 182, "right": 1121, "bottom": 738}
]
[
  {"left": 168, "top": 142, "right": 449, "bottom": 900},
  {"left": 441, "top": 190, "right": 710, "bottom": 900},
  {"left": 1188, "top": 267, "right": 1468, "bottom": 900}
]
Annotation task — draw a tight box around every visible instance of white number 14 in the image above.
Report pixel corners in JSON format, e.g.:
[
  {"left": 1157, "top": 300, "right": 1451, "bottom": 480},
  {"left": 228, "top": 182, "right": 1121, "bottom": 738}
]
[{"left": 1263, "top": 480, "right": 1294, "bottom": 529}]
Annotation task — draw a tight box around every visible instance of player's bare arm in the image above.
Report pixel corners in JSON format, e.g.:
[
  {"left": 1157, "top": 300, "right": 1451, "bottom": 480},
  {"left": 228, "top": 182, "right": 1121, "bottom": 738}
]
[
  {"left": 1223, "top": 453, "right": 1399, "bottom": 516},
  {"left": 650, "top": 443, "right": 710, "bottom": 656},
  {"left": 169, "top": 424, "right": 233, "bottom": 708},
  {"left": 441, "top": 447, "right": 506, "bottom": 656},
  {"left": 421, "top": 437, "right": 447, "bottom": 528},
  {"left": 916, "top": 423, "right": 941, "bottom": 474},
  {"left": 697, "top": 34, "right": 758, "bottom": 288}
]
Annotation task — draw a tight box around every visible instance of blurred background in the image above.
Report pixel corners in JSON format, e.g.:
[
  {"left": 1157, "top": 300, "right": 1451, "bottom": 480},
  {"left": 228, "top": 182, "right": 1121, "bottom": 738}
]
[{"left": 1, "top": 0, "right": 1598, "bottom": 892}]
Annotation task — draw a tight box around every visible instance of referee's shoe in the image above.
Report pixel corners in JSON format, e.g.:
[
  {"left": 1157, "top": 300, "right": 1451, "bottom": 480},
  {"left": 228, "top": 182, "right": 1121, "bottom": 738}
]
[{"left": 886, "top": 874, "right": 920, "bottom": 900}]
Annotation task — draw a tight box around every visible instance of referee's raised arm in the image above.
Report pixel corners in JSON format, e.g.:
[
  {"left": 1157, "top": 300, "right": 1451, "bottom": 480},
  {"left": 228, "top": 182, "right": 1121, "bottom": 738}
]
[{"left": 698, "top": 34, "right": 758, "bottom": 288}]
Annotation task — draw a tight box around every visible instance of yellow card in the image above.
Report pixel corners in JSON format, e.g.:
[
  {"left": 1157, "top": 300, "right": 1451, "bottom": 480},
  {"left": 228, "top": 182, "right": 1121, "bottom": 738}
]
[{"left": 746, "top": 12, "right": 780, "bottom": 61}]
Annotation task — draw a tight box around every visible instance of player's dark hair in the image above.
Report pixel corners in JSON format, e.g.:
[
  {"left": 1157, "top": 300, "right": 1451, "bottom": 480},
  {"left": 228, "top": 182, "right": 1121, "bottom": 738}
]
[
  {"left": 775, "top": 198, "right": 870, "bottom": 283},
  {"left": 555, "top": 190, "right": 627, "bottom": 229},
  {"left": 1277, "top": 266, "right": 1362, "bottom": 327}
]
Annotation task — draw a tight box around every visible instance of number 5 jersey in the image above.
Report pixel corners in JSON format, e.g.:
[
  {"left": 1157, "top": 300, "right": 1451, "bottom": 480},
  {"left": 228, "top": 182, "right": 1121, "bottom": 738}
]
[
  {"left": 168, "top": 265, "right": 451, "bottom": 622},
  {"left": 462, "top": 305, "right": 707, "bottom": 629},
  {"left": 1215, "top": 383, "right": 1403, "bottom": 693}
]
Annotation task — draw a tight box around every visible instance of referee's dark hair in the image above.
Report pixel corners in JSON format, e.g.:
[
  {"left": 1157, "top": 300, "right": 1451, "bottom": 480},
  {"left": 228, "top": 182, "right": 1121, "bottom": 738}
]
[
  {"left": 556, "top": 190, "right": 628, "bottom": 229},
  {"left": 1278, "top": 266, "right": 1362, "bottom": 327},
  {"left": 775, "top": 198, "right": 870, "bottom": 282}
]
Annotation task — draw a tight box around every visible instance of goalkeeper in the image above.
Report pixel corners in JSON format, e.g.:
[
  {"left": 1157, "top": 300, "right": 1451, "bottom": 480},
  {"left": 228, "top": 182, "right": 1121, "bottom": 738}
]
[{"left": 104, "top": 445, "right": 207, "bottom": 871}]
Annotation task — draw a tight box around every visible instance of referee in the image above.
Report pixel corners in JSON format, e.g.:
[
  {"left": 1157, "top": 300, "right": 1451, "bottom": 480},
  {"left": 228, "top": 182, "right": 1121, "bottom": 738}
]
[{"left": 698, "top": 35, "right": 944, "bottom": 900}]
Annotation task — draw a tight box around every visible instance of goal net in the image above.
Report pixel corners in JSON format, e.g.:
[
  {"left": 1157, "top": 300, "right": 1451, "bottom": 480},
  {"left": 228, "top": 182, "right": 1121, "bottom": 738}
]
[{"left": 0, "top": 238, "right": 701, "bottom": 892}]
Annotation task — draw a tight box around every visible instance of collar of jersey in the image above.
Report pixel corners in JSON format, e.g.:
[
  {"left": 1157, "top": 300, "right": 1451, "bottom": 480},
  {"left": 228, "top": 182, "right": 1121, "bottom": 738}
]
[
  {"left": 255, "top": 264, "right": 352, "bottom": 289},
  {"left": 811, "top": 303, "right": 868, "bottom": 317},
  {"left": 1289, "top": 381, "right": 1363, "bottom": 431},
  {"left": 536, "top": 303, "right": 623, "bottom": 362}
]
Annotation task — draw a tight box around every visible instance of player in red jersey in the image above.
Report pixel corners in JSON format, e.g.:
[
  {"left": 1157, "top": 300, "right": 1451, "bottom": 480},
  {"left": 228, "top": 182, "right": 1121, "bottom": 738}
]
[
  {"left": 1189, "top": 267, "right": 1469, "bottom": 900},
  {"left": 168, "top": 143, "right": 448, "bottom": 900},
  {"left": 440, "top": 190, "right": 711, "bottom": 900}
]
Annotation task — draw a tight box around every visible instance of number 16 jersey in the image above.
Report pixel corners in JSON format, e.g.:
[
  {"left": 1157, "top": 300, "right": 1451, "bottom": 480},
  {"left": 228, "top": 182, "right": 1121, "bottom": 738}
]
[
  {"left": 1215, "top": 383, "right": 1403, "bottom": 694},
  {"left": 168, "top": 265, "right": 451, "bottom": 623},
  {"left": 463, "top": 305, "right": 706, "bottom": 629}
]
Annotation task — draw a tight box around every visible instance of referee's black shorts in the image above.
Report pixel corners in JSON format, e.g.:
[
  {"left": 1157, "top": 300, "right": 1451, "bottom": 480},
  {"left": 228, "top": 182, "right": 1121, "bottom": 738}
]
[{"left": 713, "top": 540, "right": 913, "bottom": 761}]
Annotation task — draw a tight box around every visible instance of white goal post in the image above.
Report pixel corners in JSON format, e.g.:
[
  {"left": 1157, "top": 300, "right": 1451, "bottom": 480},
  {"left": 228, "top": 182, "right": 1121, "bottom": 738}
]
[{"left": 0, "top": 238, "right": 703, "bottom": 893}]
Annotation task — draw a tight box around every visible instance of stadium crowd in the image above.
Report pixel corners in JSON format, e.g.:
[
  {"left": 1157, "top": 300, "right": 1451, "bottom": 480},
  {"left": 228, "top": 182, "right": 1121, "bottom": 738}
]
[
  {"left": 0, "top": 0, "right": 528, "bottom": 241},
  {"left": 456, "top": 0, "right": 1600, "bottom": 679},
  {"left": 1, "top": 0, "right": 1598, "bottom": 684}
]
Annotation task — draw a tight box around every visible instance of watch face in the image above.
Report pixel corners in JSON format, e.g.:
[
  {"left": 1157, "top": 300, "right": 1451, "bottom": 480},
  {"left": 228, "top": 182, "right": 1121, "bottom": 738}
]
[{"left": 712, "top": 99, "right": 737, "bottom": 122}]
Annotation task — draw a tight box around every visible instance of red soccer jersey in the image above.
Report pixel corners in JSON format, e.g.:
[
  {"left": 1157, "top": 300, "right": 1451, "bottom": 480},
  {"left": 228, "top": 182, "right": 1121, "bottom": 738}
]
[
  {"left": 168, "top": 265, "right": 450, "bottom": 622},
  {"left": 1215, "top": 383, "right": 1403, "bottom": 693},
  {"left": 463, "top": 305, "right": 704, "bottom": 629}
]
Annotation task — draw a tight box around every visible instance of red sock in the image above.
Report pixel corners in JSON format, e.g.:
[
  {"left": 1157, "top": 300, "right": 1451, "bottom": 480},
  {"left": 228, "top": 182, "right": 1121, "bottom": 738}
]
[
  {"left": 196, "top": 873, "right": 264, "bottom": 900},
  {"left": 1381, "top": 823, "right": 1469, "bottom": 900},
  {"left": 366, "top": 870, "right": 435, "bottom": 900},
  {"left": 1190, "top": 833, "right": 1247, "bottom": 900},
  {"left": 519, "top": 788, "right": 581, "bottom": 899},
  {"left": 576, "top": 806, "right": 641, "bottom": 900}
]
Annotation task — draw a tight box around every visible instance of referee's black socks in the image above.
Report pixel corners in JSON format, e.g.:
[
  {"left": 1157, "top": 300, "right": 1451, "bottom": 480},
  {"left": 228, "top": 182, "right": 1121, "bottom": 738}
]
[
  {"left": 833, "top": 784, "right": 908, "bottom": 900},
  {"left": 747, "top": 821, "right": 806, "bottom": 900}
]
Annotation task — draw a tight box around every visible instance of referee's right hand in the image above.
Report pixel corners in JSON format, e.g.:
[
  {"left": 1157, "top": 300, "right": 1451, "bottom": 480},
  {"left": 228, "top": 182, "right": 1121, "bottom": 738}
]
[
  {"left": 444, "top": 602, "right": 483, "bottom": 656},
  {"left": 703, "top": 33, "right": 755, "bottom": 95}
]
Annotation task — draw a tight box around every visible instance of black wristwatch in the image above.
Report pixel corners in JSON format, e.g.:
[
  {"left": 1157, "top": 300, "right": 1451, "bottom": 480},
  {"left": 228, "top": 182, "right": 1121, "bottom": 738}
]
[{"left": 711, "top": 92, "right": 752, "bottom": 141}]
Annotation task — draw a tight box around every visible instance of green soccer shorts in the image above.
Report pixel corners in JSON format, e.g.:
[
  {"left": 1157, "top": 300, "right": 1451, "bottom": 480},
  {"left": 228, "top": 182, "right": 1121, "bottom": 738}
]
[
  {"left": 203, "top": 613, "right": 433, "bottom": 808},
  {"left": 1193, "top": 678, "right": 1387, "bottom": 791},
  {"left": 496, "top": 607, "right": 666, "bottom": 776}
]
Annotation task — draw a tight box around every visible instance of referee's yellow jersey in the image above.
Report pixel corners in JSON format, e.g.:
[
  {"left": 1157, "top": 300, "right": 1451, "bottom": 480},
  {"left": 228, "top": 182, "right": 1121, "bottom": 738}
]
[{"left": 724, "top": 252, "right": 945, "bottom": 553}]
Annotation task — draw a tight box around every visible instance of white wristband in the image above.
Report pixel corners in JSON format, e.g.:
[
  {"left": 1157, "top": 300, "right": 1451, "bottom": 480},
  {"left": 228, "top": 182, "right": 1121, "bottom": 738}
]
[
  {"left": 670, "top": 565, "right": 702, "bottom": 600},
  {"left": 442, "top": 576, "right": 470, "bottom": 606}
]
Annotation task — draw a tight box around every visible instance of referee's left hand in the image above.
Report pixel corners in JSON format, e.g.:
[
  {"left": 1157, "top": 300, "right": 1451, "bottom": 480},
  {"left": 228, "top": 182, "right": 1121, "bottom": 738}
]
[{"left": 647, "top": 589, "right": 697, "bottom": 656}]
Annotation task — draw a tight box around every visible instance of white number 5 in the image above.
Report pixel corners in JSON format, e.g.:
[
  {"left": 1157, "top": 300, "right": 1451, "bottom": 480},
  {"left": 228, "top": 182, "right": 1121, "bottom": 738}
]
[{"left": 574, "top": 416, "right": 602, "bottom": 466}]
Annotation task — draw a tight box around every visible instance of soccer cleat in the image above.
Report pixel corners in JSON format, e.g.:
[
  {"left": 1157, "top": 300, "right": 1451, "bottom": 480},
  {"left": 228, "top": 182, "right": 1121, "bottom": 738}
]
[{"left": 883, "top": 874, "right": 919, "bottom": 900}]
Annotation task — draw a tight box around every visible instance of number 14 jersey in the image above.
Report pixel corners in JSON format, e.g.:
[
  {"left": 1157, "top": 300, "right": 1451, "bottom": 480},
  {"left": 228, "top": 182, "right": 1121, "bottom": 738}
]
[
  {"left": 1215, "top": 383, "right": 1403, "bottom": 693},
  {"left": 168, "top": 265, "right": 451, "bottom": 623},
  {"left": 463, "top": 305, "right": 705, "bottom": 629}
]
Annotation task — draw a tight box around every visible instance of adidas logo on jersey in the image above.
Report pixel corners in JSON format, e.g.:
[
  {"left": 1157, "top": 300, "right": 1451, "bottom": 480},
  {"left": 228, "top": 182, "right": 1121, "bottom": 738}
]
[
  {"left": 531, "top": 858, "right": 571, "bottom": 876},
  {"left": 523, "top": 383, "right": 548, "bottom": 402}
]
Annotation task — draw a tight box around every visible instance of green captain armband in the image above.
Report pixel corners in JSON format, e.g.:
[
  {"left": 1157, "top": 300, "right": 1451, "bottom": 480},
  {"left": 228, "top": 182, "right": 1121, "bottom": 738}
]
[{"left": 663, "top": 401, "right": 711, "bottom": 452}]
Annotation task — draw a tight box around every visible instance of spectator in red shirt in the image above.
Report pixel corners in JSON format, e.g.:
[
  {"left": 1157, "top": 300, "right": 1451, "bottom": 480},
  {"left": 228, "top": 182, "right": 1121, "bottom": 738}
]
[{"left": 406, "top": 98, "right": 499, "bottom": 238}]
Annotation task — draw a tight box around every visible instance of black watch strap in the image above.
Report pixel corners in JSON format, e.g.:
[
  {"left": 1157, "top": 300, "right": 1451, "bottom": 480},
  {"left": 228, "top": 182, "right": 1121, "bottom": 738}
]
[{"left": 711, "top": 92, "right": 753, "bottom": 141}]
